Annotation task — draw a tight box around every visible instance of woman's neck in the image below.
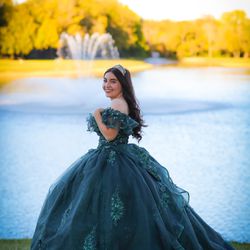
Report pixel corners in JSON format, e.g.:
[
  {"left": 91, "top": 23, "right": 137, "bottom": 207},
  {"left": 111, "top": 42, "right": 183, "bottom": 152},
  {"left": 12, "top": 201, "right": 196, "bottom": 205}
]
[{"left": 110, "top": 94, "right": 124, "bottom": 101}]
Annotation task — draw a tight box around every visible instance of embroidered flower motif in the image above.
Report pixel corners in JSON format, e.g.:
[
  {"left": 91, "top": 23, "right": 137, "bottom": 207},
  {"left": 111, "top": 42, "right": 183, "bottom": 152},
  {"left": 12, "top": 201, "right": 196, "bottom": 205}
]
[
  {"left": 107, "top": 150, "right": 116, "bottom": 165},
  {"left": 146, "top": 164, "right": 161, "bottom": 181},
  {"left": 101, "top": 107, "right": 138, "bottom": 135},
  {"left": 152, "top": 206, "right": 162, "bottom": 220},
  {"left": 83, "top": 226, "right": 97, "bottom": 250},
  {"left": 136, "top": 147, "right": 161, "bottom": 181},
  {"left": 111, "top": 187, "right": 125, "bottom": 226},
  {"left": 98, "top": 136, "right": 128, "bottom": 148},
  {"left": 134, "top": 146, "right": 171, "bottom": 209},
  {"left": 87, "top": 107, "right": 138, "bottom": 149},
  {"left": 86, "top": 107, "right": 138, "bottom": 137},
  {"left": 59, "top": 203, "right": 72, "bottom": 229},
  {"left": 159, "top": 183, "right": 170, "bottom": 207}
]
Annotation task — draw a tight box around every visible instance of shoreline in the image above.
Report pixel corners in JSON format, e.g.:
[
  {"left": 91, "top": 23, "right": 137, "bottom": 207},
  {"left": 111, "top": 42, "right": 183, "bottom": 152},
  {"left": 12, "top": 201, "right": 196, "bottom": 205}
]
[
  {"left": 1, "top": 57, "right": 250, "bottom": 88},
  {"left": 179, "top": 57, "right": 250, "bottom": 68},
  {"left": 0, "top": 59, "right": 152, "bottom": 88}
]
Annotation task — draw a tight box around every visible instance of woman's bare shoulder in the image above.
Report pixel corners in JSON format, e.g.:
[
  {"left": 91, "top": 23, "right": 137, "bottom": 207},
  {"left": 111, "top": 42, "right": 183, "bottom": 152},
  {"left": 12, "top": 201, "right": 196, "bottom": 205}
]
[{"left": 111, "top": 98, "right": 129, "bottom": 115}]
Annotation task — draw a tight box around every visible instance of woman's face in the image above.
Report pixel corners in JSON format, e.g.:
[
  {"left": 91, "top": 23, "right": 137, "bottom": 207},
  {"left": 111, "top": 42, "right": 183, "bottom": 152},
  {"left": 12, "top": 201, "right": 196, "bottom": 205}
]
[{"left": 103, "top": 72, "right": 123, "bottom": 99}]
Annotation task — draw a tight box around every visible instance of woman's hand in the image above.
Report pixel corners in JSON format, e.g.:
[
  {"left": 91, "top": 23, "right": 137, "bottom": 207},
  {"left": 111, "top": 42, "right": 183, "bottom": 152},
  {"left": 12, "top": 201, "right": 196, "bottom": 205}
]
[
  {"left": 93, "top": 108, "right": 104, "bottom": 119},
  {"left": 93, "top": 107, "right": 119, "bottom": 141}
]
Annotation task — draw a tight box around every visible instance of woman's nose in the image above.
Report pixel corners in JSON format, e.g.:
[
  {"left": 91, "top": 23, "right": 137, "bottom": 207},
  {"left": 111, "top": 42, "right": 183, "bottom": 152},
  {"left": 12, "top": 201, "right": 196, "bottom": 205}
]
[{"left": 105, "top": 81, "right": 111, "bottom": 88}]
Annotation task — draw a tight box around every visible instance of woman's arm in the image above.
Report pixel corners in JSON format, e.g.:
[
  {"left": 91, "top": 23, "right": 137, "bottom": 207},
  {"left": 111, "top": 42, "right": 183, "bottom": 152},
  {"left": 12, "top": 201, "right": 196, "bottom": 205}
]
[{"left": 93, "top": 108, "right": 119, "bottom": 141}]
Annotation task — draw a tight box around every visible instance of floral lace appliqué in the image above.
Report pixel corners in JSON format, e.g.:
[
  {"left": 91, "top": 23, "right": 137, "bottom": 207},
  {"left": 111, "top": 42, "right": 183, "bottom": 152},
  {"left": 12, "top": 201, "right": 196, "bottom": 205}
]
[
  {"left": 101, "top": 107, "right": 139, "bottom": 136},
  {"left": 136, "top": 147, "right": 161, "bottom": 181},
  {"left": 58, "top": 203, "right": 72, "bottom": 229},
  {"left": 135, "top": 147, "right": 172, "bottom": 209},
  {"left": 107, "top": 150, "right": 116, "bottom": 165},
  {"left": 111, "top": 187, "right": 125, "bottom": 226},
  {"left": 86, "top": 107, "right": 137, "bottom": 149},
  {"left": 83, "top": 226, "right": 97, "bottom": 250},
  {"left": 159, "top": 183, "right": 170, "bottom": 207}
]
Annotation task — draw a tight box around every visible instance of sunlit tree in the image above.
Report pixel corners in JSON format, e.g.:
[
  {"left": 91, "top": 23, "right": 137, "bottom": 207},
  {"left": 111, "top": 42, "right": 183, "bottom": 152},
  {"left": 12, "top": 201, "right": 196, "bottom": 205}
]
[
  {"left": 0, "top": 0, "right": 249, "bottom": 58},
  {"left": 201, "top": 16, "right": 219, "bottom": 57},
  {"left": 220, "top": 10, "right": 249, "bottom": 57},
  {"left": 0, "top": 3, "right": 37, "bottom": 57}
]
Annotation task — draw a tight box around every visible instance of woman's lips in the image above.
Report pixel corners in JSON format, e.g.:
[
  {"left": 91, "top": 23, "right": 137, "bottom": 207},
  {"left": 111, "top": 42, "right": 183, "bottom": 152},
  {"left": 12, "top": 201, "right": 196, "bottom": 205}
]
[{"left": 104, "top": 89, "right": 113, "bottom": 93}]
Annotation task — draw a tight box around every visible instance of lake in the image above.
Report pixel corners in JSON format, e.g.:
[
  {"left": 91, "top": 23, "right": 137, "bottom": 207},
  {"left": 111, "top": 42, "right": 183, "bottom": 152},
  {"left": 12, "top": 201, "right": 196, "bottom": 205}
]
[{"left": 0, "top": 66, "right": 249, "bottom": 242}]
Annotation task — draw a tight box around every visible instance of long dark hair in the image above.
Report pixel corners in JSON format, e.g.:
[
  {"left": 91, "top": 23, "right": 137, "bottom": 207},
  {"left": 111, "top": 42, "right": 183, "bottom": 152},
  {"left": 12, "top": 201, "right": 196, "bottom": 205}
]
[{"left": 104, "top": 66, "right": 146, "bottom": 142}]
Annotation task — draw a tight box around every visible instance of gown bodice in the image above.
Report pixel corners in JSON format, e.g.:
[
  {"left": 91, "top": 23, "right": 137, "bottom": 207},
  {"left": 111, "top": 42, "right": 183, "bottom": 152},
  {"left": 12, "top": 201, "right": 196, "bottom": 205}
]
[{"left": 86, "top": 107, "right": 139, "bottom": 148}]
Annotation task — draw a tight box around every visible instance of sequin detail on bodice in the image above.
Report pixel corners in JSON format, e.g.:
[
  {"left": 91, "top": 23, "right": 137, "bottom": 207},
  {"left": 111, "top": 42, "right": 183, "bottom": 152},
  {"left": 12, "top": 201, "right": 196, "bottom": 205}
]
[
  {"left": 97, "top": 134, "right": 129, "bottom": 149},
  {"left": 86, "top": 107, "right": 139, "bottom": 149}
]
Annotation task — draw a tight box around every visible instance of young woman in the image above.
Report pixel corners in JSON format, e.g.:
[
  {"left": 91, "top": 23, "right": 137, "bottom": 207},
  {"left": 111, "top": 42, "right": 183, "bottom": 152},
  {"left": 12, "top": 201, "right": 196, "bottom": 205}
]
[{"left": 31, "top": 65, "right": 235, "bottom": 250}]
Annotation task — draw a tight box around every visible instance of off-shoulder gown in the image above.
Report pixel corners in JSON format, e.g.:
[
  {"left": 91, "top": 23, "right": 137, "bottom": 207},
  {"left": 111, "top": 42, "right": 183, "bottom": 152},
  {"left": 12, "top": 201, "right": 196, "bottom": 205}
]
[{"left": 30, "top": 107, "right": 235, "bottom": 250}]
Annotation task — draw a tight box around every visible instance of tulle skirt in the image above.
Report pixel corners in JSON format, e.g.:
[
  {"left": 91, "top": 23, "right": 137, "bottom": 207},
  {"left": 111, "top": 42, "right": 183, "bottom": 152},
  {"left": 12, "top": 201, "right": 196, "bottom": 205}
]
[{"left": 30, "top": 143, "right": 235, "bottom": 250}]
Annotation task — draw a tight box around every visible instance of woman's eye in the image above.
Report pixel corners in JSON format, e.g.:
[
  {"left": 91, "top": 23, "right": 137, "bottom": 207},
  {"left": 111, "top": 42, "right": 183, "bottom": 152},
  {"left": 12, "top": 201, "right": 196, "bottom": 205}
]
[{"left": 103, "top": 79, "right": 117, "bottom": 84}]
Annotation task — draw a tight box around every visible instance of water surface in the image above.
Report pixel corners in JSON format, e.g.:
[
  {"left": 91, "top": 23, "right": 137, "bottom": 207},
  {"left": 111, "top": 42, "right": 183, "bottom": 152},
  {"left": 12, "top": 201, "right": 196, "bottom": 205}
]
[{"left": 0, "top": 66, "right": 249, "bottom": 242}]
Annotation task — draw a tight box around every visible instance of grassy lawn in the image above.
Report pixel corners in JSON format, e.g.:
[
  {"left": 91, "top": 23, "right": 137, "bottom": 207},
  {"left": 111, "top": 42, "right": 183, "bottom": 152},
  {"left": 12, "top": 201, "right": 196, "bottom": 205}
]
[
  {"left": 0, "top": 239, "right": 249, "bottom": 250},
  {"left": 0, "top": 59, "right": 152, "bottom": 88},
  {"left": 1, "top": 57, "right": 250, "bottom": 89}
]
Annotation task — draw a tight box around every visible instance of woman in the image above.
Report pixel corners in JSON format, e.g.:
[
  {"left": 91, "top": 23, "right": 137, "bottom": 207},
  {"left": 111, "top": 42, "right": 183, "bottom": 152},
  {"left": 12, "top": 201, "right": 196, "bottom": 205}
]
[{"left": 31, "top": 65, "right": 235, "bottom": 250}]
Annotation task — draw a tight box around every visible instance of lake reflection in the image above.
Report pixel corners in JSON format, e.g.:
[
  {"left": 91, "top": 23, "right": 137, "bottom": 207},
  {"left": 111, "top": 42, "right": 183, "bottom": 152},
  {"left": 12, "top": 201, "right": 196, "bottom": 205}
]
[{"left": 0, "top": 66, "right": 249, "bottom": 242}]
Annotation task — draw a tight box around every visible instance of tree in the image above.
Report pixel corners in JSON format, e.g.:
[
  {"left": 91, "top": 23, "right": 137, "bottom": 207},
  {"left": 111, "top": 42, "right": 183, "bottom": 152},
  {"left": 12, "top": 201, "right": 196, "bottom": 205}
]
[
  {"left": 0, "top": 0, "right": 249, "bottom": 58},
  {"left": 220, "top": 10, "right": 249, "bottom": 57},
  {"left": 34, "top": 19, "right": 58, "bottom": 50},
  {"left": 201, "top": 16, "right": 219, "bottom": 57},
  {"left": 0, "top": 3, "right": 37, "bottom": 57},
  {"left": 0, "top": 0, "right": 13, "bottom": 27}
]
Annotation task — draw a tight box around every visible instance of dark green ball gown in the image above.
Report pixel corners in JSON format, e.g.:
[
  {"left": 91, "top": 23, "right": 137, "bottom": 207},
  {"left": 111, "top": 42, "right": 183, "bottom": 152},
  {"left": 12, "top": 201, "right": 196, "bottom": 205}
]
[{"left": 31, "top": 108, "right": 235, "bottom": 250}]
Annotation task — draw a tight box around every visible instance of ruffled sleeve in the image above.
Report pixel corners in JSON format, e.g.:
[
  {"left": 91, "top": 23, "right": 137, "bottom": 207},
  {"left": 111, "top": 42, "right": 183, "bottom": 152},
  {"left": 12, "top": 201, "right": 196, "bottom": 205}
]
[
  {"left": 86, "top": 113, "right": 99, "bottom": 133},
  {"left": 101, "top": 107, "right": 139, "bottom": 136}
]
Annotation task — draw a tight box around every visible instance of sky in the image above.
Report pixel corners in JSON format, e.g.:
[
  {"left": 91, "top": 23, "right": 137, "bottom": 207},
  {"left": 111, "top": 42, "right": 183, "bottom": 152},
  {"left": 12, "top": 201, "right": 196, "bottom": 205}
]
[
  {"left": 15, "top": 0, "right": 250, "bottom": 21},
  {"left": 118, "top": 0, "right": 250, "bottom": 21}
]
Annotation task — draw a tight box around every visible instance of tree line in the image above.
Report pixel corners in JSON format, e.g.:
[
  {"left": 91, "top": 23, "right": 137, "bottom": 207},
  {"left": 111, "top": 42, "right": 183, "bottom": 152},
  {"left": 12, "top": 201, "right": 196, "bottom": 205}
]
[
  {"left": 0, "top": 0, "right": 249, "bottom": 59},
  {"left": 143, "top": 11, "right": 250, "bottom": 59}
]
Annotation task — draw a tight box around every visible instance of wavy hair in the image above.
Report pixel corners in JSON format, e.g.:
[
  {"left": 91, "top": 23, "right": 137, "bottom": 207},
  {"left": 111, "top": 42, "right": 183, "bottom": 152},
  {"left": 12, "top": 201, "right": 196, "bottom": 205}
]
[{"left": 104, "top": 66, "right": 146, "bottom": 141}]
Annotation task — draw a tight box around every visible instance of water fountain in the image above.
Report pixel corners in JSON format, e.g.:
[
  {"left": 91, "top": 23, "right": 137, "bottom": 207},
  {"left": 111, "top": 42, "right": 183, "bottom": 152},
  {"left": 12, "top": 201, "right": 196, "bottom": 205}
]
[
  {"left": 57, "top": 32, "right": 120, "bottom": 60},
  {"left": 0, "top": 32, "right": 120, "bottom": 115}
]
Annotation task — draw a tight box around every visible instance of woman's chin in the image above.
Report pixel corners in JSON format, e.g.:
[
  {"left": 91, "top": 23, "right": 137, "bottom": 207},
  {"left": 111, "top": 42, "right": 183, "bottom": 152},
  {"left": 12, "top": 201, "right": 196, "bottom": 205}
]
[{"left": 105, "top": 93, "right": 112, "bottom": 98}]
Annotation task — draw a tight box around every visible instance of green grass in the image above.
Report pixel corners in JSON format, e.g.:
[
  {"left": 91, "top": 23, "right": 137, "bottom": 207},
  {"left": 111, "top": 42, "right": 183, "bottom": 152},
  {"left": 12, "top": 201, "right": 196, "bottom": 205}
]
[
  {"left": 231, "top": 242, "right": 250, "bottom": 250},
  {"left": 0, "top": 239, "right": 30, "bottom": 250},
  {"left": 0, "top": 239, "right": 249, "bottom": 250}
]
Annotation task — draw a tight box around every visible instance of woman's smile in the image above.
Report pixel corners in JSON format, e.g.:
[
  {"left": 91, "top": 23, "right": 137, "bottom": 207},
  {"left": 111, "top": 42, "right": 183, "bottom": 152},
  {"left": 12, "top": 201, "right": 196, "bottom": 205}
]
[{"left": 103, "top": 72, "right": 123, "bottom": 99}]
